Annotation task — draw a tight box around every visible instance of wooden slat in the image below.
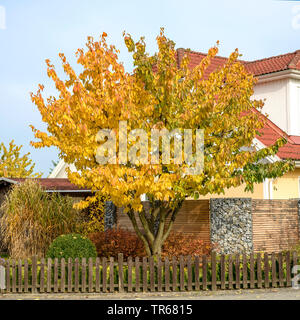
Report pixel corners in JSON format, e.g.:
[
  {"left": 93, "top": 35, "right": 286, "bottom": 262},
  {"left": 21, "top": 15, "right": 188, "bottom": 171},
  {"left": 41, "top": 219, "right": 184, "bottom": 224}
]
[
  {"left": 118, "top": 253, "right": 124, "bottom": 293},
  {"left": 271, "top": 252, "right": 277, "bottom": 288},
  {"left": 95, "top": 258, "right": 100, "bottom": 292},
  {"left": 11, "top": 259, "right": 16, "bottom": 293},
  {"left": 143, "top": 257, "right": 148, "bottom": 292},
  {"left": 68, "top": 258, "right": 73, "bottom": 293},
  {"left": 257, "top": 253, "right": 262, "bottom": 289},
  {"left": 194, "top": 256, "right": 200, "bottom": 291},
  {"left": 157, "top": 257, "right": 162, "bottom": 292},
  {"left": 40, "top": 258, "right": 45, "bottom": 293},
  {"left": 235, "top": 255, "right": 240, "bottom": 289},
  {"left": 165, "top": 257, "right": 170, "bottom": 292},
  {"left": 211, "top": 252, "right": 216, "bottom": 291},
  {"left": 179, "top": 256, "right": 184, "bottom": 291},
  {"left": 32, "top": 256, "right": 37, "bottom": 293},
  {"left": 250, "top": 253, "right": 255, "bottom": 289},
  {"left": 264, "top": 253, "right": 269, "bottom": 288},
  {"left": 24, "top": 259, "right": 28, "bottom": 293},
  {"left": 127, "top": 257, "right": 132, "bottom": 293},
  {"left": 172, "top": 257, "right": 177, "bottom": 292},
  {"left": 54, "top": 258, "right": 58, "bottom": 293},
  {"left": 220, "top": 254, "right": 225, "bottom": 290},
  {"left": 228, "top": 255, "right": 233, "bottom": 290},
  {"left": 187, "top": 256, "right": 192, "bottom": 291},
  {"left": 82, "top": 258, "right": 87, "bottom": 293},
  {"left": 278, "top": 252, "right": 284, "bottom": 287},
  {"left": 18, "top": 259, "right": 23, "bottom": 293},
  {"left": 109, "top": 257, "right": 114, "bottom": 293},
  {"left": 286, "top": 251, "right": 291, "bottom": 287},
  {"left": 4, "top": 260, "right": 9, "bottom": 292},
  {"left": 88, "top": 258, "right": 93, "bottom": 293},
  {"left": 202, "top": 255, "right": 207, "bottom": 290},
  {"left": 60, "top": 258, "right": 65, "bottom": 293},
  {"left": 102, "top": 257, "right": 107, "bottom": 293},
  {"left": 149, "top": 256, "right": 155, "bottom": 292},
  {"left": 74, "top": 258, "right": 79, "bottom": 293},
  {"left": 47, "top": 258, "right": 52, "bottom": 293},
  {"left": 134, "top": 257, "right": 139, "bottom": 292},
  {"left": 242, "top": 254, "right": 247, "bottom": 289}
]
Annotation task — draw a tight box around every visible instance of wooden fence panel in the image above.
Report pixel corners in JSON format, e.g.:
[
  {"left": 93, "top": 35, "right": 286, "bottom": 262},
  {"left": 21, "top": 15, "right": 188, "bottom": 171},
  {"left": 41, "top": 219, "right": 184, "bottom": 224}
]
[
  {"left": 157, "top": 257, "right": 162, "bottom": 292},
  {"left": 1, "top": 251, "right": 295, "bottom": 294},
  {"left": 74, "top": 258, "right": 79, "bottom": 293},
  {"left": 102, "top": 257, "right": 107, "bottom": 293},
  {"left": 68, "top": 258, "right": 73, "bottom": 293},
  {"left": 109, "top": 257, "right": 114, "bottom": 293},
  {"left": 235, "top": 255, "right": 240, "bottom": 290},
  {"left": 211, "top": 252, "right": 216, "bottom": 290},
  {"left": 172, "top": 257, "right": 177, "bottom": 292},
  {"left": 257, "top": 253, "right": 262, "bottom": 289},
  {"left": 88, "top": 258, "right": 93, "bottom": 293},
  {"left": 179, "top": 256, "right": 184, "bottom": 291},
  {"left": 95, "top": 257, "right": 100, "bottom": 293},
  {"left": 82, "top": 258, "right": 87, "bottom": 293},
  {"left": 187, "top": 256, "right": 192, "bottom": 291},
  {"left": 135, "top": 257, "right": 139, "bottom": 292},
  {"left": 165, "top": 258, "right": 170, "bottom": 292},
  {"left": 18, "top": 259, "right": 23, "bottom": 293},
  {"left": 202, "top": 255, "right": 207, "bottom": 290},
  {"left": 118, "top": 254, "right": 124, "bottom": 293},
  {"left": 264, "top": 253, "right": 269, "bottom": 288},
  {"left": 228, "top": 255, "right": 233, "bottom": 290},
  {"left": 60, "top": 258, "right": 65, "bottom": 293},
  {"left": 47, "top": 258, "right": 52, "bottom": 293},
  {"left": 128, "top": 257, "right": 132, "bottom": 293}
]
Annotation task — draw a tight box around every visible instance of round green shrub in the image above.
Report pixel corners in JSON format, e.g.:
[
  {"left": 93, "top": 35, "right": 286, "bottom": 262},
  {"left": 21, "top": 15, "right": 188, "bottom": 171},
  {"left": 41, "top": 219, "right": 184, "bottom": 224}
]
[{"left": 46, "top": 233, "right": 97, "bottom": 260}]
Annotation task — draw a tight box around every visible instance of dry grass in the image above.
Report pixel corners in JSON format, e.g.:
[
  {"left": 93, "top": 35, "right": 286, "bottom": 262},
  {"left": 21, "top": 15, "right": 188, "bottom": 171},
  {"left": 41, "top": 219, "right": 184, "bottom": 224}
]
[{"left": 0, "top": 179, "right": 83, "bottom": 258}]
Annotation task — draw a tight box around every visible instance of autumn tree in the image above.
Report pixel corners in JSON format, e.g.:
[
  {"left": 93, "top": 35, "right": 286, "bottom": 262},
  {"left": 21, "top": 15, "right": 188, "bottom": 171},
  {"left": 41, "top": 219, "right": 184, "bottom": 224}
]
[
  {"left": 30, "top": 29, "right": 293, "bottom": 257},
  {"left": 0, "top": 140, "right": 42, "bottom": 178}
]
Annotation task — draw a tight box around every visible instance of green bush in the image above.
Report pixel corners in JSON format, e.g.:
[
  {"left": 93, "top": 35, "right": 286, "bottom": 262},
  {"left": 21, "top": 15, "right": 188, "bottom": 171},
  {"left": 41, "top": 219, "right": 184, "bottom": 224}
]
[{"left": 46, "top": 233, "right": 97, "bottom": 260}]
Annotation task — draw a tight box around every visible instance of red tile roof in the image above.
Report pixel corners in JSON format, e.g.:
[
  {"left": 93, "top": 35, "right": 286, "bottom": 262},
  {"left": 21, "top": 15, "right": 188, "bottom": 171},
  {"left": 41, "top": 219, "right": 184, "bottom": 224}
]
[
  {"left": 257, "top": 116, "right": 300, "bottom": 160},
  {"left": 176, "top": 48, "right": 300, "bottom": 77},
  {"left": 176, "top": 48, "right": 300, "bottom": 160},
  {"left": 0, "top": 178, "right": 89, "bottom": 191}
]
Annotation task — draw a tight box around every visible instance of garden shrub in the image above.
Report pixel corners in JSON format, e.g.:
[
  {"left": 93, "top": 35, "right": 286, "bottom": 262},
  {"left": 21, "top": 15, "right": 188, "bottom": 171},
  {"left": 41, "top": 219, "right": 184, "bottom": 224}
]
[
  {"left": 88, "top": 228, "right": 146, "bottom": 259},
  {"left": 161, "top": 232, "right": 213, "bottom": 259},
  {"left": 46, "top": 233, "right": 97, "bottom": 260},
  {"left": 88, "top": 228, "right": 213, "bottom": 259},
  {"left": 0, "top": 180, "right": 84, "bottom": 258}
]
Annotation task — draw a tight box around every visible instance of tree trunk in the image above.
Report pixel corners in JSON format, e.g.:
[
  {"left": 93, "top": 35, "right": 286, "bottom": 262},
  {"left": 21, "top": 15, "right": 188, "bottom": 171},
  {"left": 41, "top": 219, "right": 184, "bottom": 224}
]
[{"left": 127, "top": 199, "right": 184, "bottom": 258}]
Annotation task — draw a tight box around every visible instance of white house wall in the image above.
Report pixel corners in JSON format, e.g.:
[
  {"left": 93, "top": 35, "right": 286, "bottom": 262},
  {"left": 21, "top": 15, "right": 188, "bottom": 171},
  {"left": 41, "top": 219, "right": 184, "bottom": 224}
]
[
  {"left": 252, "top": 78, "right": 289, "bottom": 133},
  {"left": 289, "top": 78, "right": 300, "bottom": 136}
]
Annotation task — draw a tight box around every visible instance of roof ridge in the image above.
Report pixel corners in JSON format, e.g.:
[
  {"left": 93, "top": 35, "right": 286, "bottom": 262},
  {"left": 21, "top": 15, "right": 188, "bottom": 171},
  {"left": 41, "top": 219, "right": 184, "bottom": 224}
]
[
  {"left": 178, "top": 48, "right": 300, "bottom": 66},
  {"left": 245, "top": 50, "right": 298, "bottom": 66},
  {"left": 176, "top": 48, "right": 247, "bottom": 62}
]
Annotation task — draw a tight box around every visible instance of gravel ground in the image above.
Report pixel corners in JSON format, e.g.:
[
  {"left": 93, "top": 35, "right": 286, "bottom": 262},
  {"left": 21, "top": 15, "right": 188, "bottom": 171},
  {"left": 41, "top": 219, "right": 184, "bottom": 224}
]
[{"left": 1, "top": 288, "right": 300, "bottom": 300}]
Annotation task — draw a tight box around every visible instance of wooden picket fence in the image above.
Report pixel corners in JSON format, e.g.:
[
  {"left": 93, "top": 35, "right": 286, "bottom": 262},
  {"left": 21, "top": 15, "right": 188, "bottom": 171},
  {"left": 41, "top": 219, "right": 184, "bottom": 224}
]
[{"left": 0, "top": 251, "right": 298, "bottom": 293}]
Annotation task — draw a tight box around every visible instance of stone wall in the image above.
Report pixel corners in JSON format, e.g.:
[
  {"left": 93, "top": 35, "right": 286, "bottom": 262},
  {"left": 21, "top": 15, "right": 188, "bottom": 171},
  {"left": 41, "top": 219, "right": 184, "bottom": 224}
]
[
  {"left": 210, "top": 198, "right": 253, "bottom": 254},
  {"left": 104, "top": 201, "right": 117, "bottom": 231}
]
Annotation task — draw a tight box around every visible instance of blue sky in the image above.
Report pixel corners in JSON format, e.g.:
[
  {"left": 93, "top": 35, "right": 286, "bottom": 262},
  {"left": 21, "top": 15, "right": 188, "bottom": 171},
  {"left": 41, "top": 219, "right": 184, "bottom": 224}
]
[{"left": 0, "top": 0, "right": 299, "bottom": 176}]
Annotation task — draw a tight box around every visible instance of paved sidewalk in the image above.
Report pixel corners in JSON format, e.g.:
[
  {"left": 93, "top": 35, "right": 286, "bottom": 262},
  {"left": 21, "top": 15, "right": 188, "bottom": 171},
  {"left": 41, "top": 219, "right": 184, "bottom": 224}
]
[{"left": 1, "top": 288, "right": 300, "bottom": 300}]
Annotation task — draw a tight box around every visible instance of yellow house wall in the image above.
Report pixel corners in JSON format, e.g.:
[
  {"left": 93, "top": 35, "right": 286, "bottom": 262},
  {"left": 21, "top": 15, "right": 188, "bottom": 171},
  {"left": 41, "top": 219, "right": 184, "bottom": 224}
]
[
  {"left": 197, "top": 168, "right": 300, "bottom": 200},
  {"left": 198, "top": 182, "right": 264, "bottom": 199},
  {"left": 272, "top": 168, "right": 300, "bottom": 199}
]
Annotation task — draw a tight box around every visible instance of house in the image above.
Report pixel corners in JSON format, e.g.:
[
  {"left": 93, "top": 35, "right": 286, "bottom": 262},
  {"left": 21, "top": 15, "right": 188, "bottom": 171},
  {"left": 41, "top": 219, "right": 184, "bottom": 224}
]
[
  {"left": 49, "top": 49, "right": 300, "bottom": 199},
  {"left": 0, "top": 177, "right": 92, "bottom": 207}
]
